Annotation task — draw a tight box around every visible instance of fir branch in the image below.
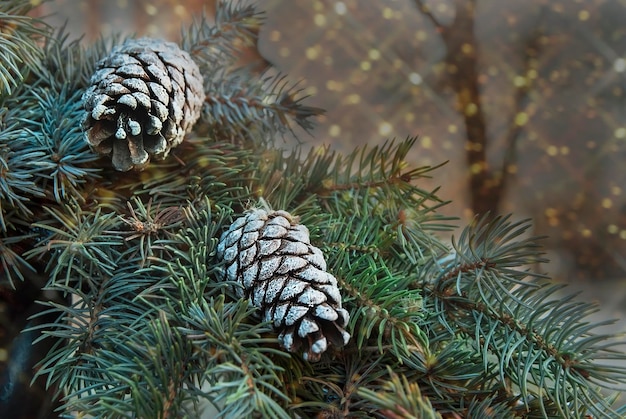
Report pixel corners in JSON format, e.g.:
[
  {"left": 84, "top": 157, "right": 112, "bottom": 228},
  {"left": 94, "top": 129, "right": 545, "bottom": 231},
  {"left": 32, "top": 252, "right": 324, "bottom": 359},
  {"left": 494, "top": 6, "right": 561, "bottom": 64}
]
[
  {"left": 202, "top": 72, "right": 324, "bottom": 139},
  {"left": 0, "top": 0, "right": 50, "bottom": 95},
  {"left": 0, "top": 112, "right": 47, "bottom": 230},
  {"left": 181, "top": 1, "right": 265, "bottom": 73},
  {"left": 24, "top": 204, "right": 123, "bottom": 288},
  {"left": 178, "top": 296, "right": 291, "bottom": 418},
  {"left": 116, "top": 197, "right": 184, "bottom": 267},
  {"left": 123, "top": 138, "right": 254, "bottom": 209},
  {"left": 27, "top": 26, "right": 124, "bottom": 92},
  {"left": 357, "top": 369, "right": 441, "bottom": 419},
  {"left": 0, "top": 228, "right": 36, "bottom": 286},
  {"left": 422, "top": 215, "right": 626, "bottom": 417},
  {"left": 315, "top": 138, "right": 444, "bottom": 196},
  {"left": 330, "top": 250, "right": 429, "bottom": 359},
  {"left": 16, "top": 85, "right": 101, "bottom": 203}
]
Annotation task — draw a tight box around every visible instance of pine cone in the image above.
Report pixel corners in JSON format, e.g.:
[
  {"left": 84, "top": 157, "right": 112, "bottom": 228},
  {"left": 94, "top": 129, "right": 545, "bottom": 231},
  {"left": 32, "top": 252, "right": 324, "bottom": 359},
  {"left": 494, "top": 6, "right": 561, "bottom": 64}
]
[
  {"left": 216, "top": 209, "right": 350, "bottom": 362},
  {"left": 82, "top": 37, "right": 204, "bottom": 171}
]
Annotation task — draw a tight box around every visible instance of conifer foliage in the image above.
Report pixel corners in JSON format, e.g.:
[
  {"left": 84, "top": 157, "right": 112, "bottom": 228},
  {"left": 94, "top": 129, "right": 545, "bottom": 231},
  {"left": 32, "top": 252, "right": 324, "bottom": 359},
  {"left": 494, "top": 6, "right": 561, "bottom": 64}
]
[{"left": 0, "top": 1, "right": 625, "bottom": 418}]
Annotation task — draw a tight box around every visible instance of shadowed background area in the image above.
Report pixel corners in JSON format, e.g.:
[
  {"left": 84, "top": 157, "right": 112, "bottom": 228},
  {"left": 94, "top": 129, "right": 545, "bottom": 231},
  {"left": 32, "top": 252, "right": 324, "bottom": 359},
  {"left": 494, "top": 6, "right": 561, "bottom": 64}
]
[{"left": 2, "top": 0, "right": 624, "bottom": 415}]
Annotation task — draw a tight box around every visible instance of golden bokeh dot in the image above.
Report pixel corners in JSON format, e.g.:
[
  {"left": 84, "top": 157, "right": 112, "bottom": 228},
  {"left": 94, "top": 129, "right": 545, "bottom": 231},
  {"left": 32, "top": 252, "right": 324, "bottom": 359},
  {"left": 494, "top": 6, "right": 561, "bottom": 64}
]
[
  {"left": 464, "top": 103, "right": 478, "bottom": 116},
  {"left": 560, "top": 146, "right": 569, "bottom": 155},
  {"left": 421, "top": 136, "right": 432, "bottom": 149},
  {"left": 314, "top": 13, "right": 327, "bottom": 26},
  {"left": 544, "top": 207, "right": 557, "bottom": 217},
  {"left": 514, "top": 112, "right": 529, "bottom": 126},
  {"left": 145, "top": 3, "right": 158, "bottom": 16},
  {"left": 513, "top": 76, "right": 527, "bottom": 87},
  {"left": 466, "top": 141, "right": 482, "bottom": 152},
  {"left": 546, "top": 145, "right": 558, "bottom": 156},
  {"left": 578, "top": 10, "right": 590, "bottom": 21},
  {"left": 470, "top": 162, "right": 485, "bottom": 174},
  {"left": 601, "top": 198, "right": 613, "bottom": 209},
  {"left": 368, "top": 49, "right": 381, "bottom": 61},
  {"left": 607, "top": 224, "right": 619, "bottom": 234},
  {"left": 581, "top": 228, "right": 592, "bottom": 238},
  {"left": 174, "top": 4, "right": 186, "bottom": 17},
  {"left": 461, "top": 43, "right": 474, "bottom": 55},
  {"left": 378, "top": 121, "right": 393, "bottom": 136},
  {"left": 279, "top": 47, "right": 290, "bottom": 58},
  {"left": 117, "top": 0, "right": 128, "bottom": 8},
  {"left": 506, "top": 164, "right": 518, "bottom": 174},
  {"left": 360, "top": 61, "right": 371, "bottom": 71},
  {"left": 346, "top": 93, "right": 361, "bottom": 104},
  {"left": 611, "top": 186, "right": 622, "bottom": 196},
  {"left": 614, "top": 127, "right": 626, "bottom": 139},
  {"left": 306, "top": 46, "right": 320, "bottom": 60},
  {"left": 447, "top": 124, "right": 458, "bottom": 134},
  {"left": 620, "top": 230, "right": 626, "bottom": 240},
  {"left": 328, "top": 124, "right": 341, "bottom": 137},
  {"left": 382, "top": 7, "right": 394, "bottom": 19},
  {"left": 269, "top": 30, "right": 281, "bottom": 42},
  {"left": 325, "top": 80, "right": 343, "bottom": 91}
]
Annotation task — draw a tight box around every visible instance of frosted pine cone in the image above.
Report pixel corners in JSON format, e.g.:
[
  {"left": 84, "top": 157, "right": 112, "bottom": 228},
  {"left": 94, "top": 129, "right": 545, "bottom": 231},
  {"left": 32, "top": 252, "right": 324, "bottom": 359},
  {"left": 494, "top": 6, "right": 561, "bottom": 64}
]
[
  {"left": 82, "top": 37, "right": 204, "bottom": 171},
  {"left": 216, "top": 209, "right": 350, "bottom": 362}
]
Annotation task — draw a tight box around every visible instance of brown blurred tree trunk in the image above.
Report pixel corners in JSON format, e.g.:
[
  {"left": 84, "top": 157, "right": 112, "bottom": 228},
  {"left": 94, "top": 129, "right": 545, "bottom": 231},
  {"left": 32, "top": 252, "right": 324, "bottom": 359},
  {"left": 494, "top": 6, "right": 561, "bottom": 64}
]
[
  {"left": 441, "top": 0, "right": 499, "bottom": 217},
  {"left": 415, "top": 0, "right": 529, "bottom": 217}
]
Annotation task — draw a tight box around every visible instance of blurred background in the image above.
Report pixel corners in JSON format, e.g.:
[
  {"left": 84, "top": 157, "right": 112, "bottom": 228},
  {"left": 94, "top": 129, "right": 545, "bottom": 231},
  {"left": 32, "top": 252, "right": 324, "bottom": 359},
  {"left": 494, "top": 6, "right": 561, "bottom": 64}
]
[
  {"left": 9, "top": 0, "right": 625, "bottom": 412},
  {"left": 40, "top": 0, "right": 626, "bottom": 285}
]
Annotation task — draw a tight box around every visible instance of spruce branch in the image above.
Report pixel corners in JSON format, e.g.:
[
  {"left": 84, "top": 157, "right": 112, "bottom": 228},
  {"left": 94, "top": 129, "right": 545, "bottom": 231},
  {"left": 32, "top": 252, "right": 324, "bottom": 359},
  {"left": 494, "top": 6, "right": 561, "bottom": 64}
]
[
  {"left": 17, "top": 85, "right": 101, "bottom": 203},
  {"left": 179, "top": 296, "right": 291, "bottom": 419},
  {"left": 0, "top": 113, "right": 47, "bottom": 230},
  {"left": 0, "top": 228, "right": 36, "bottom": 287},
  {"left": 0, "top": 0, "right": 50, "bottom": 95},
  {"left": 335, "top": 252, "right": 429, "bottom": 359},
  {"left": 421, "top": 215, "right": 626, "bottom": 417},
  {"left": 24, "top": 204, "right": 123, "bottom": 288},
  {"left": 182, "top": 1, "right": 265, "bottom": 73},
  {"left": 116, "top": 197, "right": 184, "bottom": 267},
  {"left": 202, "top": 72, "right": 324, "bottom": 140},
  {"left": 357, "top": 368, "right": 441, "bottom": 419}
]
